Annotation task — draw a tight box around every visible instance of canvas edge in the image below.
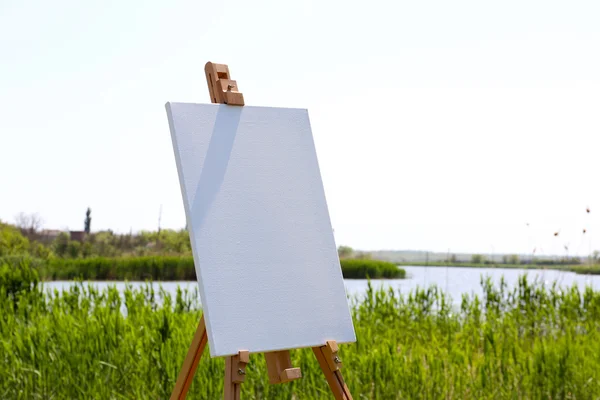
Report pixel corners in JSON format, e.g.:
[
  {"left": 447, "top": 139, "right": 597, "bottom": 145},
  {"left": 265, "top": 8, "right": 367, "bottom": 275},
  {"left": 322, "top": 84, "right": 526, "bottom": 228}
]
[
  {"left": 211, "top": 337, "right": 358, "bottom": 358},
  {"left": 165, "top": 101, "right": 308, "bottom": 113},
  {"left": 164, "top": 102, "right": 219, "bottom": 356},
  {"left": 303, "top": 109, "right": 358, "bottom": 343}
]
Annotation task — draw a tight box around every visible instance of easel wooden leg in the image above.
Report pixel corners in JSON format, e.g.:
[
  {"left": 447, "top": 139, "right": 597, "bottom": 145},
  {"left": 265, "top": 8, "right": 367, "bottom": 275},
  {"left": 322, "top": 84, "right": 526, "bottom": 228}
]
[
  {"left": 224, "top": 351, "right": 249, "bottom": 400},
  {"left": 170, "top": 315, "right": 208, "bottom": 400},
  {"left": 312, "top": 341, "right": 353, "bottom": 400}
]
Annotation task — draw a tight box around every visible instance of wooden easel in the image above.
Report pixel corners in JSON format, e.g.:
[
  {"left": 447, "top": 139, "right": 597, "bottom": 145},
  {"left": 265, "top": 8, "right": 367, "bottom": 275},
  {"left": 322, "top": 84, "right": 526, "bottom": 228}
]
[{"left": 169, "top": 62, "right": 354, "bottom": 400}]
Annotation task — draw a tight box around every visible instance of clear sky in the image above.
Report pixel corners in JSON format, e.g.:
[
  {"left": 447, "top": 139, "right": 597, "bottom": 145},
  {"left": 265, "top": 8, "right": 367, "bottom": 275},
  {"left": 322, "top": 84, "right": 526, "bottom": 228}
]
[{"left": 1, "top": 0, "right": 599, "bottom": 256}]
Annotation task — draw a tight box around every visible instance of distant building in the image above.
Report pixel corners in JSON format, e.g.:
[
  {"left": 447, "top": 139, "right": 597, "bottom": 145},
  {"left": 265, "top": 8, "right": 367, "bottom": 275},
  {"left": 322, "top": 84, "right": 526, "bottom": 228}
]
[
  {"left": 39, "top": 229, "right": 62, "bottom": 240},
  {"left": 36, "top": 229, "right": 63, "bottom": 245},
  {"left": 69, "top": 231, "right": 86, "bottom": 242}
]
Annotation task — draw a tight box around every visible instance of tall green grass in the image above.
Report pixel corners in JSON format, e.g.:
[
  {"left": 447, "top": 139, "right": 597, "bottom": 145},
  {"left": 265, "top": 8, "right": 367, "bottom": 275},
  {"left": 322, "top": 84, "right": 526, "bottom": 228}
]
[
  {"left": 43, "top": 256, "right": 197, "bottom": 281},
  {"left": 2, "top": 260, "right": 600, "bottom": 398},
  {"left": 5, "top": 255, "right": 405, "bottom": 281}
]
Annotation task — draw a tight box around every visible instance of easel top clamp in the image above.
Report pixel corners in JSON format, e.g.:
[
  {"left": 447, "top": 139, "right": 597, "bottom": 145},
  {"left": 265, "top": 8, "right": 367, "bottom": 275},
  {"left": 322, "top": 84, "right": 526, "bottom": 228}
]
[
  {"left": 169, "top": 62, "right": 353, "bottom": 400},
  {"left": 205, "top": 62, "right": 245, "bottom": 106}
]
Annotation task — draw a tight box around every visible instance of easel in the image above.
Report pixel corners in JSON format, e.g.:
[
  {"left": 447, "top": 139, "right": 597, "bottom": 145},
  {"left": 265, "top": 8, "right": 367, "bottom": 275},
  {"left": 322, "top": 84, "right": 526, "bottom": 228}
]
[{"left": 169, "top": 62, "right": 354, "bottom": 400}]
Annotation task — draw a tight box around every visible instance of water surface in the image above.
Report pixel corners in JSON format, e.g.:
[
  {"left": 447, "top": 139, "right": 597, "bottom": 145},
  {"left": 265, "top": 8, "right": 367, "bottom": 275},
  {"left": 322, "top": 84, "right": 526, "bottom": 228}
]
[{"left": 43, "top": 266, "right": 600, "bottom": 306}]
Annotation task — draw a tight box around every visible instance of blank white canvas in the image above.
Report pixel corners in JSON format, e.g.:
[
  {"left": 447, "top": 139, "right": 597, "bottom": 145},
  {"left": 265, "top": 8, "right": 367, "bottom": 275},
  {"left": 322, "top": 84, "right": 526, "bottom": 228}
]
[{"left": 166, "top": 102, "right": 356, "bottom": 357}]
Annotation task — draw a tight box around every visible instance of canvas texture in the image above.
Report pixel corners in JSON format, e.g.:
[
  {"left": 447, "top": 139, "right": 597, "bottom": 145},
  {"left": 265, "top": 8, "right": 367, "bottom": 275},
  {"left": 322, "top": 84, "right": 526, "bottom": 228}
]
[{"left": 166, "top": 102, "right": 356, "bottom": 357}]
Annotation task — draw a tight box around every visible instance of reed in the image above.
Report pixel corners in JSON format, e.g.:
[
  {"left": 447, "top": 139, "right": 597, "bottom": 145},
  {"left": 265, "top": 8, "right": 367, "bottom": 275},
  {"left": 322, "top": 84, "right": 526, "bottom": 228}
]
[
  {"left": 0, "top": 255, "right": 406, "bottom": 281},
  {"left": 2, "top": 259, "right": 600, "bottom": 398}
]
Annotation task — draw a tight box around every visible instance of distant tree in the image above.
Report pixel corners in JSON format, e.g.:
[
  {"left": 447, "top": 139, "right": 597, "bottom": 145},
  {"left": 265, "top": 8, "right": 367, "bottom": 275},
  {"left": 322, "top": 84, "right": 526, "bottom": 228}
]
[
  {"left": 446, "top": 254, "right": 457, "bottom": 263},
  {"left": 32, "top": 242, "right": 51, "bottom": 259},
  {"left": 14, "top": 212, "right": 44, "bottom": 238},
  {"left": 471, "top": 254, "right": 485, "bottom": 264},
  {"left": 84, "top": 208, "right": 92, "bottom": 234},
  {"left": 568, "top": 256, "right": 581, "bottom": 265},
  {"left": 92, "top": 231, "right": 117, "bottom": 257},
  {"left": 54, "top": 233, "right": 70, "bottom": 258},
  {"left": 355, "top": 252, "right": 372, "bottom": 260},
  {"left": 508, "top": 254, "right": 520, "bottom": 265},
  {"left": 338, "top": 246, "right": 354, "bottom": 258},
  {"left": 82, "top": 242, "right": 92, "bottom": 258},
  {"left": 156, "top": 229, "right": 191, "bottom": 254},
  {"left": 0, "top": 222, "right": 30, "bottom": 256},
  {"left": 591, "top": 250, "right": 600, "bottom": 265},
  {"left": 67, "top": 241, "right": 81, "bottom": 258}
]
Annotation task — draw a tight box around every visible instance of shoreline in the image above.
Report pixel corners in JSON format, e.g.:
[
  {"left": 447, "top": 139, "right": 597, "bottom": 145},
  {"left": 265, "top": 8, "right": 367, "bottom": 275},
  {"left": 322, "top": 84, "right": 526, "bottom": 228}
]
[{"left": 396, "top": 262, "right": 600, "bottom": 275}]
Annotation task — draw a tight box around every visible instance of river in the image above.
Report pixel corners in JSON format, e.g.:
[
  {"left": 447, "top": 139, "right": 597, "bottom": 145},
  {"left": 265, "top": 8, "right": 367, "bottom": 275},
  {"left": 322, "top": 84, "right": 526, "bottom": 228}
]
[{"left": 41, "top": 266, "right": 600, "bottom": 306}]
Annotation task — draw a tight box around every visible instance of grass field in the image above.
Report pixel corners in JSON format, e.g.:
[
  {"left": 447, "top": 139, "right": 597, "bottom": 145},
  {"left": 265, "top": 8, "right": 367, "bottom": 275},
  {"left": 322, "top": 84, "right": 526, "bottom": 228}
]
[{"left": 3, "top": 260, "right": 600, "bottom": 398}]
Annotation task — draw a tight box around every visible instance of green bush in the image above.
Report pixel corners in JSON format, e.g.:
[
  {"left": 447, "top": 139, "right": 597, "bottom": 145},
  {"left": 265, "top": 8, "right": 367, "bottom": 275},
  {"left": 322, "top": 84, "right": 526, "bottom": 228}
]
[
  {"left": 43, "top": 256, "right": 197, "bottom": 281},
  {"left": 340, "top": 258, "right": 405, "bottom": 279},
  {"left": 0, "top": 222, "right": 29, "bottom": 256},
  {"left": 471, "top": 254, "right": 485, "bottom": 264}
]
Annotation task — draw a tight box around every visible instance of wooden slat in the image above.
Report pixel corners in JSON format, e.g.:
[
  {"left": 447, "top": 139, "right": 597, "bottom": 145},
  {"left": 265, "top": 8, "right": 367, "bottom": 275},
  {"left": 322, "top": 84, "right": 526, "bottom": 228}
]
[
  {"left": 205, "top": 62, "right": 228, "bottom": 103},
  {"left": 224, "top": 351, "right": 248, "bottom": 400},
  {"left": 264, "top": 350, "right": 302, "bottom": 384},
  {"left": 224, "top": 356, "right": 235, "bottom": 400},
  {"left": 312, "top": 344, "right": 353, "bottom": 400},
  {"left": 204, "top": 62, "right": 244, "bottom": 105},
  {"left": 231, "top": 351, "right": 249, "bottom": 384},
  {"left": 170, "top": 315, "right": 208, "bottom": 400},
  {"left": 280, "top": 367, "right": 302, "bottom": 382}
]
